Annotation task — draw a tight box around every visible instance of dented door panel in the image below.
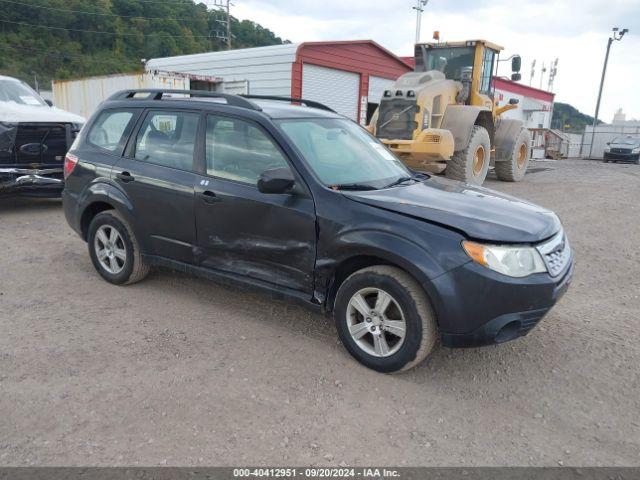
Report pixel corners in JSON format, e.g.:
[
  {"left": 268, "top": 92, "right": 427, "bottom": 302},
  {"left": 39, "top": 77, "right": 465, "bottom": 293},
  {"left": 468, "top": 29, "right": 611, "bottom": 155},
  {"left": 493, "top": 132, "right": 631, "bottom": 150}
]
[{"left": 194, "top": 178, "right": 316, "bottom": 293}]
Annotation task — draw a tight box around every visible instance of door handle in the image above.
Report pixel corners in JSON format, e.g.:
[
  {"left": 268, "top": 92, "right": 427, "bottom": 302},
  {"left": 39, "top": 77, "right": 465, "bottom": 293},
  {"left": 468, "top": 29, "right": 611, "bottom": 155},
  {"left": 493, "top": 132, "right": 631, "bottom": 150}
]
[
  {"left": 116, "top": 171, "right": 134, "bottom": 183},
  {"left": 200, "top": 190, "right": 221, "bottom": 204}
]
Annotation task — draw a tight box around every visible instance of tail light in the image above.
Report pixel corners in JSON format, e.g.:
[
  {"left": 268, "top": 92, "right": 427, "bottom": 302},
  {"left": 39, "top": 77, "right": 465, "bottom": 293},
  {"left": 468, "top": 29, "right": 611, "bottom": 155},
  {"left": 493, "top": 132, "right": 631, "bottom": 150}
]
[{"left": 64, "top": 153, "right": 79, "bottom": 179}]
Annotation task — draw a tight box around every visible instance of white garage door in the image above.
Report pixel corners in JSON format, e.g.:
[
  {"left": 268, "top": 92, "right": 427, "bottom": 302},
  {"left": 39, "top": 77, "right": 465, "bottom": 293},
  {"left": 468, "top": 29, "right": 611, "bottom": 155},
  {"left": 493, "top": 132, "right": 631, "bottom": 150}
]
[
  {"left": 368, "top": 76, "right": 395, "bottom": 104},
  {"left": 302, "top": 64, "right": 359, "bottom": 120}
]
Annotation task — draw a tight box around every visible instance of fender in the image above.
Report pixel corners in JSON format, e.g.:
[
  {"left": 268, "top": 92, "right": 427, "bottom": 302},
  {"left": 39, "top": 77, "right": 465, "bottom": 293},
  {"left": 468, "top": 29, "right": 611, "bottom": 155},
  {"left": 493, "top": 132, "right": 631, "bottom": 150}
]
[
  {"left": 316, "top": 227, "right": 467, "bottom": 313},
  {"left": 441, "top": 105, "right": 491, "bottom": 151},
  {"left": 76, "top": 179, "right": 135, "bottom": 238},
  {"left": 494, "top": 118, "right": 525, "bottom": 161}
]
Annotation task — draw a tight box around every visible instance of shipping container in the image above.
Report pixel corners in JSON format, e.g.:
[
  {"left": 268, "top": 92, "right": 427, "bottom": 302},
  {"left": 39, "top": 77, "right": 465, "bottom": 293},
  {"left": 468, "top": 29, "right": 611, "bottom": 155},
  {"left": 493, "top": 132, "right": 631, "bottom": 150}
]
[{"left": 52, "top": 71, "right": 229, "bottom": 119}]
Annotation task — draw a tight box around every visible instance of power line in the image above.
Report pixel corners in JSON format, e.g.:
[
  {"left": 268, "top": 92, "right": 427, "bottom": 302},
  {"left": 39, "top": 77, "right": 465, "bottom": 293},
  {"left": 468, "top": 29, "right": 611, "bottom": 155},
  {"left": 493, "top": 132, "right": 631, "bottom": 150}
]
[
  {"left": 0, "top": 18, "right": 214, "bottom": 38},
  {"left": 0, "top": 0, "right": 207, "bottom": 22}
]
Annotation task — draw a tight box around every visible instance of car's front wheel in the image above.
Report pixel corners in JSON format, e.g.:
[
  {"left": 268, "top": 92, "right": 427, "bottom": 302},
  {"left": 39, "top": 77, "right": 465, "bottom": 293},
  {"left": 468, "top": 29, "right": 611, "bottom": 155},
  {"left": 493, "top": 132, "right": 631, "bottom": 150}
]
[
  {"left": 334, "top": 266, "right": 438, "bottom": 373},
  {"left": 87, "top": 210, "right": 150, "bottom": 285}
]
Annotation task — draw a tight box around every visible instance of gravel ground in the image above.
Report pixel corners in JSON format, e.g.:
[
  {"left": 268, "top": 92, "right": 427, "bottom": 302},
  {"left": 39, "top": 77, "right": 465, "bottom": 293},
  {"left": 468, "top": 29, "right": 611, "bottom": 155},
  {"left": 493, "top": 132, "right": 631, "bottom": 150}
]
[{"left": 1, "top": 159, "right": 639, "bottom": 467}]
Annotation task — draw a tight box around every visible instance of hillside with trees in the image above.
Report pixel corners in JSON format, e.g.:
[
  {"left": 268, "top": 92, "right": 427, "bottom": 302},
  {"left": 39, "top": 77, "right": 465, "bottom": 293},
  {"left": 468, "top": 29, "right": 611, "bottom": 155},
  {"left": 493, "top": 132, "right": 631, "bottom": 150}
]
[
  {"left": 551, "top": 102, "right": 601, "bottom": 133},
  {"left": 0, "top": 0, "right": 286, "bottom": 87}
]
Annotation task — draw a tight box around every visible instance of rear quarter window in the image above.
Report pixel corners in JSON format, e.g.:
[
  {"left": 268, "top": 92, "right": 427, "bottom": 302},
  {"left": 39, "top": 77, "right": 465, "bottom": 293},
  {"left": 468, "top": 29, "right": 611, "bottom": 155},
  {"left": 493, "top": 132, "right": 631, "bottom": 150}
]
[{"left": 87, "top": 109, "right": 136, "bottom": 153}]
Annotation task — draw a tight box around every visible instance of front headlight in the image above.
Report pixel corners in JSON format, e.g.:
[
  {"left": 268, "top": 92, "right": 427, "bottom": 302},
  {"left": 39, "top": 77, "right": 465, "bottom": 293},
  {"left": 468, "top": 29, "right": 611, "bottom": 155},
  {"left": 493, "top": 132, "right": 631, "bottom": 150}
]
[
  {"left": 632, "top": 147, "right": 640, "bottom": 153},
  {"left": 604, "top": 146, "right": 611, "bottom": 153},
  {"left": 462, "top": 241, "right": 547, "bottom": 277}
]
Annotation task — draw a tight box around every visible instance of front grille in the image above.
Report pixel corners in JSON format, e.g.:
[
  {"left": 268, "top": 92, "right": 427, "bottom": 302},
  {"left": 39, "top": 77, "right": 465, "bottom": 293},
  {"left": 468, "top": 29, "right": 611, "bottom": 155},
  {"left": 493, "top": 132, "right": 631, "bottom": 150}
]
[
  {"left": 536, "top": 230, "right": 571, "bottom": 277},
  {"left": 611, "top": 148, "right": 632, "bottom": 154},
  {"left": 376, "top": 98, "right": 419, "bottom": 140},
  {"left": 0, "top": 123, "right": 71, "bottom": 167}
]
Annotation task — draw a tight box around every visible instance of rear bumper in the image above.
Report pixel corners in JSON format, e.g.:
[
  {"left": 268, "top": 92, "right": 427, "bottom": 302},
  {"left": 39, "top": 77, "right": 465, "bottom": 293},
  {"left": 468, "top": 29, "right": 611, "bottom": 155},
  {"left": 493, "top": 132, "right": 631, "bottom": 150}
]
[
  {"left": 0, "top": 167, "right": 64, "bottom": 197},
  {"left": 430, "top": 256, "right": 574, "bottom": 348}
]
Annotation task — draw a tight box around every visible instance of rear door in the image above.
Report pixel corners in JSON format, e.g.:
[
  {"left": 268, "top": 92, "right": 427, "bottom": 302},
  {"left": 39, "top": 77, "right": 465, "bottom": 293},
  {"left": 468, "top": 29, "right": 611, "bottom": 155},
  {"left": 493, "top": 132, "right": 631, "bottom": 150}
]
[
  {"left": 113, "top": 108, "right": 201, "bottom": 263},
  {"left": 194, "top": 113, "right": 317, "bottom": 293}
]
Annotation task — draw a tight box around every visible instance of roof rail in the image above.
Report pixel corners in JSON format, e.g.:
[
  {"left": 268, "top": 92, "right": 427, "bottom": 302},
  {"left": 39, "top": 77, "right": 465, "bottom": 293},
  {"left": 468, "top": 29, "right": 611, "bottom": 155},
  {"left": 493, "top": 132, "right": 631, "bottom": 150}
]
[
  {"left": 108, "top": 89, "right": 262, "bottom": 111},
  {"left": 240, "top": 95, "right": 336, "bottom": 113}
]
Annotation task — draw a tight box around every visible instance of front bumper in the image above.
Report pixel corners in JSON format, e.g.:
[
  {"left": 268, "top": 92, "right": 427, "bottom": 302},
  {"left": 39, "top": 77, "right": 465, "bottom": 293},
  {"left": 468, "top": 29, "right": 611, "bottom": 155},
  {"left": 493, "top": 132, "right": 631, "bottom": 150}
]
[
  {"left": 0, "top": 167, "right": 64, "bottom": 197},
  {"left": 604, "top": 152, "right": 639, "bottom": 163},
  {"left": 429, "top": 255, "right": 574, "bottom": 348}
]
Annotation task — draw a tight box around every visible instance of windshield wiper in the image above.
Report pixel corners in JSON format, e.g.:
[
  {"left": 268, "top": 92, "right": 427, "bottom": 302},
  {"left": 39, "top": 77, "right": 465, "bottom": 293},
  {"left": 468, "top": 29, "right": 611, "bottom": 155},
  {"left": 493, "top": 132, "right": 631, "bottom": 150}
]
[
  {"left": 382, "top": 174, "right": 425, "bottom": 189},
  {"left": 331, "top": 183, "right": 379, "bottom": 191}
]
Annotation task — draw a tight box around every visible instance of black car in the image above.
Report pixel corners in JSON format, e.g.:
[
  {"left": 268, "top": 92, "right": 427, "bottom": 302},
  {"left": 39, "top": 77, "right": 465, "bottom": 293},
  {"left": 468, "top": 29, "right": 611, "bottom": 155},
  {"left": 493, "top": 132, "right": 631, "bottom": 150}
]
[
  {"left": 603, "top": 136, "right": 640, "bottom": 164},
  {"left": 62, "top": 89, "right": 573, "bottom": 373}
]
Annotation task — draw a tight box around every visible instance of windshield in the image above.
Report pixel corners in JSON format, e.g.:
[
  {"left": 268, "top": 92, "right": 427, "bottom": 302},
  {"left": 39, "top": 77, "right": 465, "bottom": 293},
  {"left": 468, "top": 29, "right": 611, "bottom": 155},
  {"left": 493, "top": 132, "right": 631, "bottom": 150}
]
[
  {"left": 0, "top": 79, "right": 47, "bottom": 106},
  {"left": 277, "top": 118, "right": 411, "bottom": 189},
  {"left": 424, "top": 47, "right": 474, "bottom": 81},
  {"left": 611, "top": 137, "right": 640, "bottom": 145}
]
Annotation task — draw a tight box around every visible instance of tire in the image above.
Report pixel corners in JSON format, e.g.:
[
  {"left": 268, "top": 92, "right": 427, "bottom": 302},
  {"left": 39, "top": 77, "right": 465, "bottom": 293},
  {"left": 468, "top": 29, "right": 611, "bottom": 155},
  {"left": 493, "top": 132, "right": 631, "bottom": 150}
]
[
  {"left": 446, "top": 125, "right": 491, "bottom": 185},
  {"left": 495, "top": 128, "right": 532, "bottom": 182},
  {"left": 87, "top": 210, "right": 150, "bottom": 285},
  {"left": 334, "top": 266, "right": 438, "bottom": 373}
]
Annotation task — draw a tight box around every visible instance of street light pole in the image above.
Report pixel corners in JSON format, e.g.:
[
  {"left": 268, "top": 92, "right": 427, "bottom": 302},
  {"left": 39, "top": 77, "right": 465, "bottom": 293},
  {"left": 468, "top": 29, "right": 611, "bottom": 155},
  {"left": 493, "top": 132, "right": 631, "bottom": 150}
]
[
  {"left": 413, "top": 0, "right": 429, "bottom": 44},
  {"left": 589, "top": 27, "right": 628, "bottom": 158}
]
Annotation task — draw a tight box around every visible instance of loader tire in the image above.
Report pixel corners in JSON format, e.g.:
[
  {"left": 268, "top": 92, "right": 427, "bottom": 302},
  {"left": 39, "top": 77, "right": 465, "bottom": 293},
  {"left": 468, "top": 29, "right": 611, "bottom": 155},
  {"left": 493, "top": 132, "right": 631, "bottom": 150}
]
[
  {"left": 446, "top": 125, "right": 491, "bottom": 185},
  {"left": 495, "top": 128, "right": 532, "bottom": 182}
]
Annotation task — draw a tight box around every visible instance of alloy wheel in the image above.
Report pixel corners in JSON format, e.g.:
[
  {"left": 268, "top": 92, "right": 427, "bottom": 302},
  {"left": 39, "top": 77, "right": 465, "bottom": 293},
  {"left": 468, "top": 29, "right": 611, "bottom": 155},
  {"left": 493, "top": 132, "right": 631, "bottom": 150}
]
[
  {"left": 346, "top": 287, "right": 406, "bottom": 357},
  {"left": 94, "top": 225, "right": 127, "bottom": 275}
]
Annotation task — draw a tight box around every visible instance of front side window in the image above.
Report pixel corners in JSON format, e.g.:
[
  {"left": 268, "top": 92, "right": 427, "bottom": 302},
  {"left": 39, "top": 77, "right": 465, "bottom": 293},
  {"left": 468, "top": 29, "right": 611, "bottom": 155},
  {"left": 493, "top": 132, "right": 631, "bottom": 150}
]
[
  {"left": 480, "top": 49, "right": 496, "bottom": 94},
  {"left": 87, "top": 110, "right": 135, "bottom": 152},
  {"left": 134, "top": 110, "right": 199, "bottom": 171},
  {"left": 424, "top": 47, "right": 475, "bottom": 81},
  {"left": 206, "top": 115, "right": 290, "bottom": 185},
  {"left": 277, "top": 118, "right": 410, "bottom": 188}
]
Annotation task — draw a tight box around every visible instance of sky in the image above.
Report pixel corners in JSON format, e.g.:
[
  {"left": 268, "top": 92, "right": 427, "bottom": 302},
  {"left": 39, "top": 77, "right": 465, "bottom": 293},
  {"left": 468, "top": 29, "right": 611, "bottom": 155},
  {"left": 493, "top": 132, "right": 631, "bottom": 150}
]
[{"left": 233, "top": 0, "right": 640, "bottom": 123}]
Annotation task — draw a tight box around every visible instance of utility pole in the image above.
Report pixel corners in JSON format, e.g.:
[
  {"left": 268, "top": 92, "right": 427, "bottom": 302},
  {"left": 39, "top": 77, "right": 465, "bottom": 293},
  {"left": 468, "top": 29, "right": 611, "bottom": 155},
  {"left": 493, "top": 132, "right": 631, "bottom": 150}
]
[
  {"left": 589, "top": 27, "right": 628, "bottom": 158},
  {"left": 225, "top": 0, "right": 231, "bottom": 50},
  {"left": 529, "top": 59, "right": 536, "bottom": 86},
  {"left": 547, "top": 58, "right": 558, "bottom": 92},
  {"left": 412, "top": 0, "right": 429, "bottom": 44},
  {"left": 539, "top": 61, "right": 546, "bottom": 90},
  {"left": 212, "top": 0, "right": 232, "bottom": 50}
]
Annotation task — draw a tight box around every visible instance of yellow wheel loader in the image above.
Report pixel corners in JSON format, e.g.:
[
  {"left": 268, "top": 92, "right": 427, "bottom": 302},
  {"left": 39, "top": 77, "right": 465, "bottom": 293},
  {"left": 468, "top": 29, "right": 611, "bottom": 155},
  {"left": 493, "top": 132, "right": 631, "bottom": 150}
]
[{"left": 369, "top": 40, "right": 532, "bottom": 185}]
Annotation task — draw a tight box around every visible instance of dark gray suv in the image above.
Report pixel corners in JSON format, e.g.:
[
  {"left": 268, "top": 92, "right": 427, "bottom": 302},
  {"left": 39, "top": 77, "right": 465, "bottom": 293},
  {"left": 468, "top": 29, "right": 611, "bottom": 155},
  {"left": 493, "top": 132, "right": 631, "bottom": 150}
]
[{"left": 62, "top": 89, "right": 573, "bottom": 373}]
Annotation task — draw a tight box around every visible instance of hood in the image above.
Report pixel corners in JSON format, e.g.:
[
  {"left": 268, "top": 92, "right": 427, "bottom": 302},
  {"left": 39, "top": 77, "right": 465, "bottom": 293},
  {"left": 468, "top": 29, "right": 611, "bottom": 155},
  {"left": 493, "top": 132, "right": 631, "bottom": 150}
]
[
  {"left": 0, "top": 101, "right": 85, "bottom": 124},
  {"left": 344, "top": 176, "right": 561, "bottom": 243}
]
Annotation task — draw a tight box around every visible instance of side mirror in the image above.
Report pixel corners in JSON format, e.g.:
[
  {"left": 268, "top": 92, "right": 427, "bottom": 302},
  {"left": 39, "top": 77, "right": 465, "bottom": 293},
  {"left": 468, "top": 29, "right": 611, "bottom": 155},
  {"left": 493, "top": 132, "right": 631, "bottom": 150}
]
[
  {"left": 511, "top": 73, "right": 522, "bottom": 82},
  {"left": 606, "top": 142, "right": 611, "bottom": 146},
  {"left": 511, "top": 55, "right": 522, "bottom": 73},
  {"left": 45, "top": 99, "right": 53, "bottom": 107},
  {"left": 257, "top": 167, "right": 295, "bottom": 194}
]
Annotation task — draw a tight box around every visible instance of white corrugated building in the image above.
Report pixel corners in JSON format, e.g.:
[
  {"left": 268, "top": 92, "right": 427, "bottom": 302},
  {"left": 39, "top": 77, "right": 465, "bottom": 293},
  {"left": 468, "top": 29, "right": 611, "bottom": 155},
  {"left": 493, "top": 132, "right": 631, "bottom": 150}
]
[{"left": 145, "top": 41, "right": 412, "bottom": 124}]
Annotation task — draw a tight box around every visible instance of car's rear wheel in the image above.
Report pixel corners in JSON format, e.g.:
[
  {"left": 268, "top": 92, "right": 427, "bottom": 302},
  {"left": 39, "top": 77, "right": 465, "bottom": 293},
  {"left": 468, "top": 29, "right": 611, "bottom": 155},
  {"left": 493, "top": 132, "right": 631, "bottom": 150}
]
[
  {"left": 334, "top": 266, "right": 438, "bottom": 373},
  {"left": 87, "top": 210, "right": 150, "bottom": 285}
]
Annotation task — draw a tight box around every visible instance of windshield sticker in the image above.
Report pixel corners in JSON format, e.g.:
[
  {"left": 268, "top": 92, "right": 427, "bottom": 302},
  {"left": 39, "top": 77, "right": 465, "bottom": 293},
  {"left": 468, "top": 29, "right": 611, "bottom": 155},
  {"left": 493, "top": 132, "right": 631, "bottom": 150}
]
[
  {"left": 19, "top": 95, "right": 41, "bottom": 106},
  {"left": 370, "top": 143, "right": 396, "bottom": 161}
]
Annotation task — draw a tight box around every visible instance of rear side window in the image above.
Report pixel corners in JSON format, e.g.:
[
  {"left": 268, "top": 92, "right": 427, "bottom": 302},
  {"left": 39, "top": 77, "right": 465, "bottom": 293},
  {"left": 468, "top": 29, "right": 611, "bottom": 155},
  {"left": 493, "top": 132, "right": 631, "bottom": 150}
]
[
  {"left": 134, "top": 110, "right": 199, "bottom": 171},
  {"left": 87, "top": 110, "right": 135, "bottom": 152},
  {"left": 205, "top": 115, "right": 290, "bottom": 185}
]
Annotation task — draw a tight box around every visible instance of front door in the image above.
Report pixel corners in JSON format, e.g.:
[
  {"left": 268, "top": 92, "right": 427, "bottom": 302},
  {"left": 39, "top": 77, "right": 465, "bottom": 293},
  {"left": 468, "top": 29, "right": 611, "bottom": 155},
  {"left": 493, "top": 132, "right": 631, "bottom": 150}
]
[
  {"left": 113, "top": 109, "right": 201, "bottom": 263},
  {"left": 195, "top": 114, "right": 316, "bottom": 293}
]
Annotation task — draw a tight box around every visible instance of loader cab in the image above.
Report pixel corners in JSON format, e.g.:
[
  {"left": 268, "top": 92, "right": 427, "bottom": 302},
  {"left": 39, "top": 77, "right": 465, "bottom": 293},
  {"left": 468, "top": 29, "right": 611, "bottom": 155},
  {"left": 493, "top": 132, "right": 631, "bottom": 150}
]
[{"left": 414, "top": 40, "right": 501, "bottom": 107}]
